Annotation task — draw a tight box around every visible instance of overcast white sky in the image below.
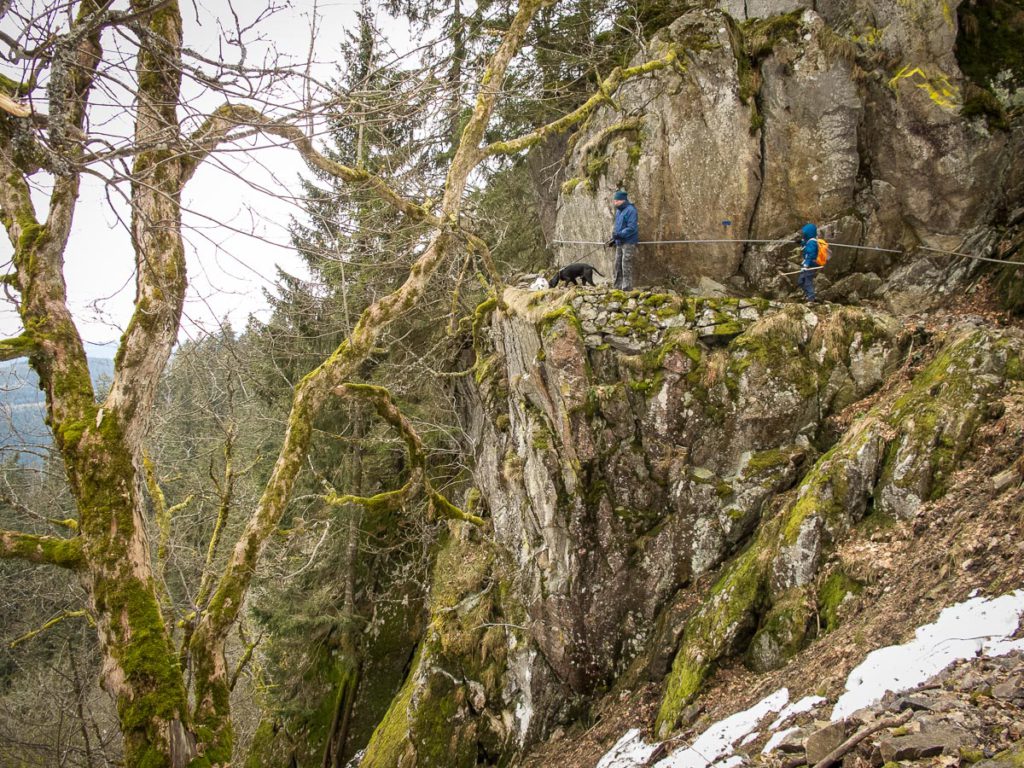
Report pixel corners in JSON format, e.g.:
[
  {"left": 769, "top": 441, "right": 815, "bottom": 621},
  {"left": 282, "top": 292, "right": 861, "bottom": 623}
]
[{"left": 0, "top": 0, "right": 410, "bottom": 348}]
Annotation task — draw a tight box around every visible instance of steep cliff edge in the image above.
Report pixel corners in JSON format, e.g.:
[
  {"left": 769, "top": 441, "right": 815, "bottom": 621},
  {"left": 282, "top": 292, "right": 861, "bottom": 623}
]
[{"left": 354, "top": 283, "right": 1023, "bottom": 766}]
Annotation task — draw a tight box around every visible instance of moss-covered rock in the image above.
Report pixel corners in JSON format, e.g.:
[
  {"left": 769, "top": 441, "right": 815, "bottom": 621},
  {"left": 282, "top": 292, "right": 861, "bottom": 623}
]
[
  {"left": 656, "top": 324, "right": 1023, "bottom": 734},
  {"left": 817, "top": 569, "right": 863, "bottom": 632},
  {"left": 360, "top": 523, "right": 528, "bottom": 768},
  {"left": 746, "top": 587, "right": 815, "bottom": 673}
]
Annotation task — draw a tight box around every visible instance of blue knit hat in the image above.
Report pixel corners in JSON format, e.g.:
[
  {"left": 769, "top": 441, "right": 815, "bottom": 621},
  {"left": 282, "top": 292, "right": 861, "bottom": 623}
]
[{"left": 613, "top": 190, "right": 628, "bottom": 201}]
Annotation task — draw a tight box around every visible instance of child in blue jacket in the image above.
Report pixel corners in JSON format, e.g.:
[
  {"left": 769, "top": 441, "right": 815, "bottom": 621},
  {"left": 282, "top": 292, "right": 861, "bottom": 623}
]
[{"left": 798, "top": 223, "right": 820, "bottom": 303}]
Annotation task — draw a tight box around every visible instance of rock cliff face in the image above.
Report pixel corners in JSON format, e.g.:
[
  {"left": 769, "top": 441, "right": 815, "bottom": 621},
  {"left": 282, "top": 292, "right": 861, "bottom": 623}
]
[
  {"left": 356, "top": 282, "right": 1023, "bottom": 765},
  {"left": 553, "top": 0, "right": 1023, "bottom": 303},
  {"left": 352, "top": 3, "right": 1024, "bottom": 766}
]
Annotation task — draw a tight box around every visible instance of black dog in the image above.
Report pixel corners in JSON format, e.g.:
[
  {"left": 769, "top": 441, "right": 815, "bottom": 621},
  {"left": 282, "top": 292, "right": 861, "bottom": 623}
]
[{"left": 548, "top": 262, "right": 605, "bottom": 288}]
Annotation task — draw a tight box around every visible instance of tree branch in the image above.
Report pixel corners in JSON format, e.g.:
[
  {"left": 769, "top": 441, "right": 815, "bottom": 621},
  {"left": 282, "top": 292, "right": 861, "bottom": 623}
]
[
  {"left": 0, "top": 529, "right": 83, "bottom": 568},
  {"left": 191, "top": 4, "right": 543, "bottom": 722},
  {"left": 0, "top": 333, "right": 35, "bottom": 361},
  {"left": 484, "top": 45, "right": 681, "bottom": 157},
  {"left": 180, "top": 103, "right": 436, "bottom": 224},
  {"left": 8, "top": 610, "right": 90, "bottom": 648},
  {"left": 812, "top": 709, "right": 914, "bottom": 768},
  {"left": 337, "top": 383, "right": 484, "bottom": 526}
]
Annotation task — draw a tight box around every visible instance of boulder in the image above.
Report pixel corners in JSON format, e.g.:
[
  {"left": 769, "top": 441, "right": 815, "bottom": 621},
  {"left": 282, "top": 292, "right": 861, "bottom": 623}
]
[
  {"left": 804, "top": 720, "right": 848, "bottom": 764},
  {"left": 878, "top": 727, "right": 972, "bottom": 762}
]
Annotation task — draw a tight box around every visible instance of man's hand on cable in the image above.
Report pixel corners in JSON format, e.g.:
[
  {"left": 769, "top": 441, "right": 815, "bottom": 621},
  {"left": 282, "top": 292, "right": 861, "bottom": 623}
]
[{"left": 606, "top": 237, "right": 616, "bottom": 248}]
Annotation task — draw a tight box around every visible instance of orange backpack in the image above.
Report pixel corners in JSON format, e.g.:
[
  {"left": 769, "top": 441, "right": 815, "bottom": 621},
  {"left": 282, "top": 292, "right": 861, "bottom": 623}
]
[{"left": 814, "top": 237, "right": 830, "bottom": 267}]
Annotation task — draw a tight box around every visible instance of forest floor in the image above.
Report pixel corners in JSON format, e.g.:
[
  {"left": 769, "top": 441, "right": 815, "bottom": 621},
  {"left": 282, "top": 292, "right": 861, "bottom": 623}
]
[{"left": 521, "top": 286, "right": 1024, "bottom": 768}]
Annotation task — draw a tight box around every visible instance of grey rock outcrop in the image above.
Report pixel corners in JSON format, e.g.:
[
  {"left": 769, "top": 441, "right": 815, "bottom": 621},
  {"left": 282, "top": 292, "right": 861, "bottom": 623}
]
[
  {"left": 459, "top": 287, "right": 909, "bottom": 726},
  {"left": 555, "top": 12, "right": 761, "bottom": 286},
  {"left": 552, "top": 2, "right": 1023, "bottom": 297}
]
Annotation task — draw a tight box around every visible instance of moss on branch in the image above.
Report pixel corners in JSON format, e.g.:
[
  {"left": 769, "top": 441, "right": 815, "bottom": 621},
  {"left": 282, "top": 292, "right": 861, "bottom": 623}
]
[
  {"left": 484, "top": 46, "right": 681, "bottom": 157},
  {"left": 0, "top": 529, "right": 84, "bottom": 568},
  {"left": 0, "top": 333, "right": 35, "bottom": 361},
  {"left": 337, "top": 383, "right": 484, "bottom": 526}
]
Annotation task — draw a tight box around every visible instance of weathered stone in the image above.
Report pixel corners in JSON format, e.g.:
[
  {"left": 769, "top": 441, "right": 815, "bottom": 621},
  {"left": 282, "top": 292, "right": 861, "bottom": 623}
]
[
  {"left": 776, "top": 727, "right": 810, "bottom": 754},
  {"left": 805, "top": 720, "right": 848, "bottom": 764},
  {"left": 894, "top": 695, "right": 943, "bottom": 713},
  {"left": 992, "top": 469, "right": 1021, "bottom": 494},
  {"left": 607, "top": 335, "right": 646, "bottom": 355},
  {"left": 751, "top": 12, "right": 862, "bottom": 241},
  {"left": 878, "top": 728, "right": 971, "bottom": 763},
  {"left": 717, "top": 0, "right": 808, "bottom": 20},
  {"left": 555, "top": 9, "right": 761, "bottom": 286},
  {"left": 822, "top": 273, "right": 884, "bottom": 304},
  {"left": 991, "top": 681, "right": 1023, "bottom": 701},
  {"left": 974, "top": 742, "right": 1024, "bottom": 768}
]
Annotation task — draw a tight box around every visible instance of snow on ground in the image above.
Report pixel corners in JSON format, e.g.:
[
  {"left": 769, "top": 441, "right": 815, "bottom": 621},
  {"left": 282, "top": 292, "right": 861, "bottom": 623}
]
[
  {"left": 595, "top": 729, "right": 659, "bottom": 768},
  {"left": 768, "top": 695, "right": 826, "bottom": 730},
  {"left": 830, "top": 589, "right": 1024, "bottom": 719},
  {"left": 656, "top": 688, "right": 789, "bottom": 768},
  {"left": 594, "top": 590, "right": 1024, "bottom": 767},
  {"left": 762, "top": 727, "right": 800, "bottom": 755}
]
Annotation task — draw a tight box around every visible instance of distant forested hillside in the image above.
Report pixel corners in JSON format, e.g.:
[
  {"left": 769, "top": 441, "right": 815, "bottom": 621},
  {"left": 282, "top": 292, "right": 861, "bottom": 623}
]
[{"left": 0, "top": 353, "right": 115, "bottom": 459}]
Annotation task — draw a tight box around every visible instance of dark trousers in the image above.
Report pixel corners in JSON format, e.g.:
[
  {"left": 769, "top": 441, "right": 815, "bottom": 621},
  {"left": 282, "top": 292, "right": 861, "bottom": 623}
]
[{"left": 798, "top": 268, "right": 816, "bottom": 300}]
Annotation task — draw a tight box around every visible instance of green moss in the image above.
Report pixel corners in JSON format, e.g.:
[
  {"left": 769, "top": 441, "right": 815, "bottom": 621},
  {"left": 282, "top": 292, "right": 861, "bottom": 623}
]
[
  {"left": 643, "top": 327, "right": 701, "bottom": 370},
  {"left": 780, "top": 435, "right": 857, "bottom": 545},
  {"left": 530, "top": 422, "right": 552, "bottom": 450},
  {"left": 817, "top": 570, "right": 862, "bottom": 632},
  {"left": 560, "top": 177, "right": 584, "bottom": 195},
  {"left": 0, "top": 73, "right": 34, "bottom": 96},
  {"left": 540, "top": 304, "right": 583, "bottom": 337},
  {"left": 877, "top": 330, "right": 999, "bottom": 506},
  {"left": 957, "top": 0, "right": 1024, "bottom": 104},
  {"left": 989, "top": 743, "right": 1024, "bottom": 768},
  {"left": 959, "top": 747, "right": 986, "bottom": 764},
  {"left": 627, "top": 140, "right": 643, "bottom": 166},
  {"left": 359, "top": 652, "right": 417, "bottom": 768},
  {"left": 856, "top": 508, "right": 895, "bottom": 535},
  {"left": 614, "top": 505, "right": 664, "bottom": 535},
  {"left": 960, "top": 82, "right": 1009, "bottom": 130},
  {"left": 629, "top": 377, "right": 659, "bottom": 395},
  {"left": 743, "top": 448, "right": 795, "bottom": 477},
  {"left": 747, "top": 587, "right": 814, "bottom": 672},
  {"left": 656, "top": 535, "right": 772, "bottom": 735},
  {"left": 585, "top": 155, "right": 610, "bottom": 183},
  {"left": 726, "top": 12, "right": 804, "bottom": 105}
]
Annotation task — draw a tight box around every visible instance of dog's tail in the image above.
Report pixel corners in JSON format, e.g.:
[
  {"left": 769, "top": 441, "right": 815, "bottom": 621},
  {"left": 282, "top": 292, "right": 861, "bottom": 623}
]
[{"left": 593, "top": 266, "right": 605, "bottom": 276}]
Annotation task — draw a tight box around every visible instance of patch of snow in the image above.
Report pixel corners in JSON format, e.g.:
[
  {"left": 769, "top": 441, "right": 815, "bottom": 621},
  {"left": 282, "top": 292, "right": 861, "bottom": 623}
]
[
  {"left": 831, "top": 590, "right": 1024, "bottom": 720},
  {"left": 740, "top": 731, "right": 760, "bottom": 747},
  {"left": 529, "top": 276, "right": 549, "bottom": 291},
  {"left": 655, "top": 688, "right": 789, "bottom": 768},
  {"left": 769, "top": 695, "right": 826, "bottom": 731},
  {"left": 596, "top": 729, "right": 658, "bottom": 768},
  {"left": 762, "top": 726, "right": 800, "bottom": 754}
]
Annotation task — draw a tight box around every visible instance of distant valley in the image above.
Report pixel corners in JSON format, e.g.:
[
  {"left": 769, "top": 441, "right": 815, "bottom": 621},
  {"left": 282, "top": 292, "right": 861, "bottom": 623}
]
[{"left": 0, "top": 348, "right": 116, "bottom": 460}]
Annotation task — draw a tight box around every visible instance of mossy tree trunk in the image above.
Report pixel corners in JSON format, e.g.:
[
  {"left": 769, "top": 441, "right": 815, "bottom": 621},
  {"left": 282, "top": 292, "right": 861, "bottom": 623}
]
[{"left": 0, "top": 4, "right": 198, "bottom": 767}]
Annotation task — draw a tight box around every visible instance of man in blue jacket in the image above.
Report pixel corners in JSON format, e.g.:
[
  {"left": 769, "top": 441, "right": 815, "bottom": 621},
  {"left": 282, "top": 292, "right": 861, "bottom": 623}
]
[
  {"left": 798, "top": 223, "right": 820, "bottom": 303},
  {"left": 607, "top": 190, "right": 639, "bottom": 290}
]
